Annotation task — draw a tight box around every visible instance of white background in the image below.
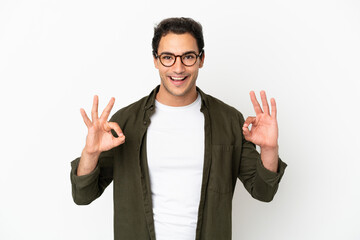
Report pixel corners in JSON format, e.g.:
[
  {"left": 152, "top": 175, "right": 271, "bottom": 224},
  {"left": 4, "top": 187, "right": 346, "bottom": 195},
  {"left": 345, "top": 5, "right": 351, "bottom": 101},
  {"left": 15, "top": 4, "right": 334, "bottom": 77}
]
[{"left": 1, "top": 0, "right": 359, "bottom": 239}]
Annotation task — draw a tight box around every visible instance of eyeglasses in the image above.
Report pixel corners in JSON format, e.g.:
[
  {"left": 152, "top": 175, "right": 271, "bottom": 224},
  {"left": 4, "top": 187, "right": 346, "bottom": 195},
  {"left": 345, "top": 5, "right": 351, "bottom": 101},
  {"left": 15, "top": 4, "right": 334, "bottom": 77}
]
[{"left": 154, "top": 50, "right": 203, "bottom": 67}]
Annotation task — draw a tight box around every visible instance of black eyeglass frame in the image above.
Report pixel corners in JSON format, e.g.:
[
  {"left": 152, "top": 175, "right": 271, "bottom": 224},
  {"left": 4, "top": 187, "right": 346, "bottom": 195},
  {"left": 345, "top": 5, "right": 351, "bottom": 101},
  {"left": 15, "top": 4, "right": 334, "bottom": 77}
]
[{"left": 153, "top": 50, "right": 204, "bottom": 67}]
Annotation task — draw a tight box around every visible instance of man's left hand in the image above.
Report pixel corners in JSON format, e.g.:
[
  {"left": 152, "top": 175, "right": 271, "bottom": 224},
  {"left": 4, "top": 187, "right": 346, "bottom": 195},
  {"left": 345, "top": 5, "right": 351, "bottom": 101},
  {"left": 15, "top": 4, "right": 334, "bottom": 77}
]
[{"left": 243, "top": 90, "right": 279, "bottom": 172}]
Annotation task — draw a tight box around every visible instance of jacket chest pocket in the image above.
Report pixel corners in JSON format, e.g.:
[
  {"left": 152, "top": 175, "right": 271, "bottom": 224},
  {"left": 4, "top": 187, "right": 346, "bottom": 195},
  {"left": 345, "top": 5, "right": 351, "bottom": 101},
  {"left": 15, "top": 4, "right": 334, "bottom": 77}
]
[{"left": 208, "top": 144, "right": 234, "bottom": 194}]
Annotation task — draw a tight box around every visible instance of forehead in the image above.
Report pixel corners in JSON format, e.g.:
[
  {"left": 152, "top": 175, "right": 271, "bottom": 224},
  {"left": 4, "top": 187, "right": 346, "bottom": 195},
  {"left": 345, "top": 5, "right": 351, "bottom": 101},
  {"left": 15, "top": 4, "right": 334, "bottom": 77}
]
[{"left": 158, "top": 32, "right": 199, "bottom": 54}]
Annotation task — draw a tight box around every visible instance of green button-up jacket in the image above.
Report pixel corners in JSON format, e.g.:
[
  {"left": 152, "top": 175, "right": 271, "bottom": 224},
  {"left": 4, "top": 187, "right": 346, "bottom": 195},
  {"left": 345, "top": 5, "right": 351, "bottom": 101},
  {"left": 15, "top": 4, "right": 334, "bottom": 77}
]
[{"left": 70, "top": 86, "right": 287, "bottom": 240}]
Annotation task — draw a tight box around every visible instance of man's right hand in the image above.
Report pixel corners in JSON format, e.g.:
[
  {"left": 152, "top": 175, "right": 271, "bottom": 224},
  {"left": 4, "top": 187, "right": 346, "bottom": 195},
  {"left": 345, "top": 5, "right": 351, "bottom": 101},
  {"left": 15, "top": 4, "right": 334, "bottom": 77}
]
[{"left": 77, "top": 95, "right": 125, "bottom": 176}]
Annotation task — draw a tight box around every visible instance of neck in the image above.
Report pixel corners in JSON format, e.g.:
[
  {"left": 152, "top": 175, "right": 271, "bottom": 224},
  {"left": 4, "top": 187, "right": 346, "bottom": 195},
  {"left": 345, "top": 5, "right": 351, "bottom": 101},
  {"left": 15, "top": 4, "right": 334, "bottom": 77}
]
[{"left": 156, "top": 86, "right": 198, "bottom": 107}]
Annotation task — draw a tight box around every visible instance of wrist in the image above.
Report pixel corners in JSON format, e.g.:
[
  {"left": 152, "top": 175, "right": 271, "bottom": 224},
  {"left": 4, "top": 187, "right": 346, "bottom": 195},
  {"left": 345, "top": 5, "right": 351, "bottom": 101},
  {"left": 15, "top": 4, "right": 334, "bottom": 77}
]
[
  {"left": 82, "top": 146, "right": 101, "bottom": 158},
  {"left": 260, "top": 145, "right": 279, "bottom": 173},
  {"left": 77, "top": 148, "right": 100, "bottom": 176},
  {"left": 260, "top": 144, "right": 279, "bottom": 152}
]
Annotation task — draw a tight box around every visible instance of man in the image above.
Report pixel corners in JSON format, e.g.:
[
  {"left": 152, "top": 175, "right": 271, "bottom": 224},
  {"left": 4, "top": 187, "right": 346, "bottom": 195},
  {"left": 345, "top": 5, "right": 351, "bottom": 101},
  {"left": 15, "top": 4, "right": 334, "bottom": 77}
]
[{"left": 70, "top": 17, "right": 287, "bottom": 240}]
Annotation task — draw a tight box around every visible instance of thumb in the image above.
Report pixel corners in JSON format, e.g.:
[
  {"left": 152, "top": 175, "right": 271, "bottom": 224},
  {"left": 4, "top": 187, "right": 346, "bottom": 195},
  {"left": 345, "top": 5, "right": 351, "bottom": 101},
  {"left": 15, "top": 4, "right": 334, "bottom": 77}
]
[
  {"left": 108, "top": 122, "right": 125, "bottom": 146},
  {"left": 242, "top": 116, "right": 256, "bottom": 140},
  {"left": 243, "top": 116, "right": 256, "bottom": 128},
  {"left": 108, "top": 121, "right": 125, "bottom": 137},
  {"left": 242, "top": 125, "right": 251, "bottom": 139}
]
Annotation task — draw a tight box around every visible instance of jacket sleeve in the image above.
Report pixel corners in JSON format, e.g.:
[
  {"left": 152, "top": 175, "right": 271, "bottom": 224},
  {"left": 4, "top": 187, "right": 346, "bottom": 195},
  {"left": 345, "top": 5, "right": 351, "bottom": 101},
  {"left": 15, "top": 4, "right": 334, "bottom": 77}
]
[
  {"left": 237, "top": 113, "right": 287, "bottom": 202},
  {"left": 70, "top": 149, "right": 114, "bottom": 205}
]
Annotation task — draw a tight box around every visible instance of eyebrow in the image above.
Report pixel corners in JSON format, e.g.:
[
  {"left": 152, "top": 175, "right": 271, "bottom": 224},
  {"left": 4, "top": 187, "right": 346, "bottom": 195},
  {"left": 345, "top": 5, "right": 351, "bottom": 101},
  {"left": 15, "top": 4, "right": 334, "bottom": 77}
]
[{"left": 159, "top": 50, "right": 198, "bottom": 55}]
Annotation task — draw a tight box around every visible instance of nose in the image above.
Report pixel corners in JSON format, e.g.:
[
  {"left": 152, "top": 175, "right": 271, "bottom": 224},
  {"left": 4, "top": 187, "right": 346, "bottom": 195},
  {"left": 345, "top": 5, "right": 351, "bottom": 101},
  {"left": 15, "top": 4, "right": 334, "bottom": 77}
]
[{"left": 172, "top": 56, "right": 186, "bottom": 73}]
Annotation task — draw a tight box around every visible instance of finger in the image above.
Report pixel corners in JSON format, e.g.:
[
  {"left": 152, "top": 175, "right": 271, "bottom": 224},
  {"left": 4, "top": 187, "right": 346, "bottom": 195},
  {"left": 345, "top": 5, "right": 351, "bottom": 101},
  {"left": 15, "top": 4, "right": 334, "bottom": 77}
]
[
  {"left": 242, "top": 125, "right": 251, "bottom": 139},
  {"left": 270, "top": 97, "right": 277, "bottom": 118},
  {"left": 113, "top": 135, "right": 126, "bottom": 146},
  {"left": 80, "top": 108, "right": 92, "bottom": 128},
  {"left": 108, "top": 122, "right": 124, "bottom": 136},
  {"left": 91, "top": 95, "right": 99, "bottom": 121},
  {"left": 103, "top": 122, "right": 111, "bottom": 132},
  {"left": 243, "top": 116, "right": 256, "bottom": 140},
  {"left": 108, "top": 122, "right": 125, "bottom": 145},
  {"left": 100, "top": 97, "right": 115, "bottom": 120},
  {"left": 260, "top": 90, "right": 270, "bottom": 115},
  {"left": 250, "top": 91, "right": 263, "bottom": 115},
  {"left": 243, "top": 116, "right": 256, "bottom": 128}
]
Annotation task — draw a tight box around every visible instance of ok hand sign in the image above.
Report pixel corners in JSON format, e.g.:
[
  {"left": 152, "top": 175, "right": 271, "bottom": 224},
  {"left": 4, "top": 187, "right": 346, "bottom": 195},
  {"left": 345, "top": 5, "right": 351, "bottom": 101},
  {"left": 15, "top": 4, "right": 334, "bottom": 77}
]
[
  {"left": 80, "top": 96, "right": 125, "bottom": 155},
  {"left": 242, "top": 91, "right": 278, "bottom": 149},
  {"left": 78, "top": 96, "right": 125, "bottom": 176}
]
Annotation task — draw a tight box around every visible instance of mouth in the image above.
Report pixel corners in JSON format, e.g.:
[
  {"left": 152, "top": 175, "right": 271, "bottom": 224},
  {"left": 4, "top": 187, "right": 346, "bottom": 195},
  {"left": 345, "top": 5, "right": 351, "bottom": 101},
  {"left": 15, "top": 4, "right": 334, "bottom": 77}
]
[
  {"left": 169, "top": 76, "right": 188, "bottom": 81},
  {"left": 168, "top": 76, "right": 188, "bottom": 86}
]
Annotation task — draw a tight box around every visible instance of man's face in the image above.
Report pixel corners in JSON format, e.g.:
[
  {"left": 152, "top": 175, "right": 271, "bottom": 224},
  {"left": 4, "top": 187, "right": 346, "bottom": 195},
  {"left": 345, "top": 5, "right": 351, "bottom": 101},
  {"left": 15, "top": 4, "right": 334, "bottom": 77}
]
[{"left": 154, "top": 32, "right": 204, "bottom": 105}]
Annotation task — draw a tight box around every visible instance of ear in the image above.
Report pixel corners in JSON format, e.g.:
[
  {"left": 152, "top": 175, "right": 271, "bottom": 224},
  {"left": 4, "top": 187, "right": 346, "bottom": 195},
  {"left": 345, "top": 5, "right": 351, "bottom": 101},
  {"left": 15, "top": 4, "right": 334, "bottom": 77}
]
[
  {"left": 199, "top": 51, "right": 205, "bottom": 68},
  {"left": 153, "top": 56, "right": 159, "bottom": 69}
]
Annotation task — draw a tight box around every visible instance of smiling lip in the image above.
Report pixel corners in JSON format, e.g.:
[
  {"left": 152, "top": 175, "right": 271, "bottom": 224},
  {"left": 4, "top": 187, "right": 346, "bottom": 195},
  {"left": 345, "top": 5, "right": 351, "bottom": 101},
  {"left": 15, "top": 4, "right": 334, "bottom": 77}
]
[
  {"left": 170, "top": 76, "right": 187, "bottom": 81},
  {"left": 168, "top": 76, "right": 188, "bottom": 86}
]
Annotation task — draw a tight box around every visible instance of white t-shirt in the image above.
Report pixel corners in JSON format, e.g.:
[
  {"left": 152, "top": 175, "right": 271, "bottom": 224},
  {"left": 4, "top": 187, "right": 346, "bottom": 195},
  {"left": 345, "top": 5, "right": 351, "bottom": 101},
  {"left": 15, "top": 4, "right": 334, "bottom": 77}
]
[{"left": 146, "top": 94, "right": 205, "bottom": 240}]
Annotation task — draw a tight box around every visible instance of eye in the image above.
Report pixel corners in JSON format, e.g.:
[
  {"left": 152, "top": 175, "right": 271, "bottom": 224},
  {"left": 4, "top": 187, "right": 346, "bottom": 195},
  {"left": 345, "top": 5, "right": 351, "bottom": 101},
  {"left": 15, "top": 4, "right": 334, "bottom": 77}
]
[
  {"left": 183, "top": 54, "right": 195, "bottom": 60},
  {"left": 161, "top": 55, "right": 174, "bottom": 60}
]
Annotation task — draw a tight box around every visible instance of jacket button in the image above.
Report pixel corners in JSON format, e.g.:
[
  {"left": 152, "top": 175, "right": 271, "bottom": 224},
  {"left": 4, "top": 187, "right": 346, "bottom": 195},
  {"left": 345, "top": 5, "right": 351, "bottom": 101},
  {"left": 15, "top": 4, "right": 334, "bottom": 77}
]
[{"left": 143, "top": 121, "right": 147, "bottom": 125}]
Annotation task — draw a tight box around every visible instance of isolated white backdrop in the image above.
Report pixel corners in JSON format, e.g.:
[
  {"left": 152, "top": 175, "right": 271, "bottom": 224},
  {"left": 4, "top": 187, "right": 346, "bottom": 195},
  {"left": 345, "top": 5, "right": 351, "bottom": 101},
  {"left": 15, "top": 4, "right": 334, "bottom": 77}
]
[{"left": 1, "top": 0, "right": 359, "bottom": 239}]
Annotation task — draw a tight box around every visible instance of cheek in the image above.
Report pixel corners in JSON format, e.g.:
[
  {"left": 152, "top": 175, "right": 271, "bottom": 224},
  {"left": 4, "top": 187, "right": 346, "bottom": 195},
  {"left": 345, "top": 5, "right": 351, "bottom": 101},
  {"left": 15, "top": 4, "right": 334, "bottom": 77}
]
[
  {"left": 160, "top": 68, "right": 166, "bottom": 75},
  {"left": 163, "top": 67, "right": 173, "bottom": 75},
  {"left": 158, "top": 68, "right": 169, "bottom": 78},
  {"left": 189, "top": 68, "right": 199, "bottom": 77}
]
